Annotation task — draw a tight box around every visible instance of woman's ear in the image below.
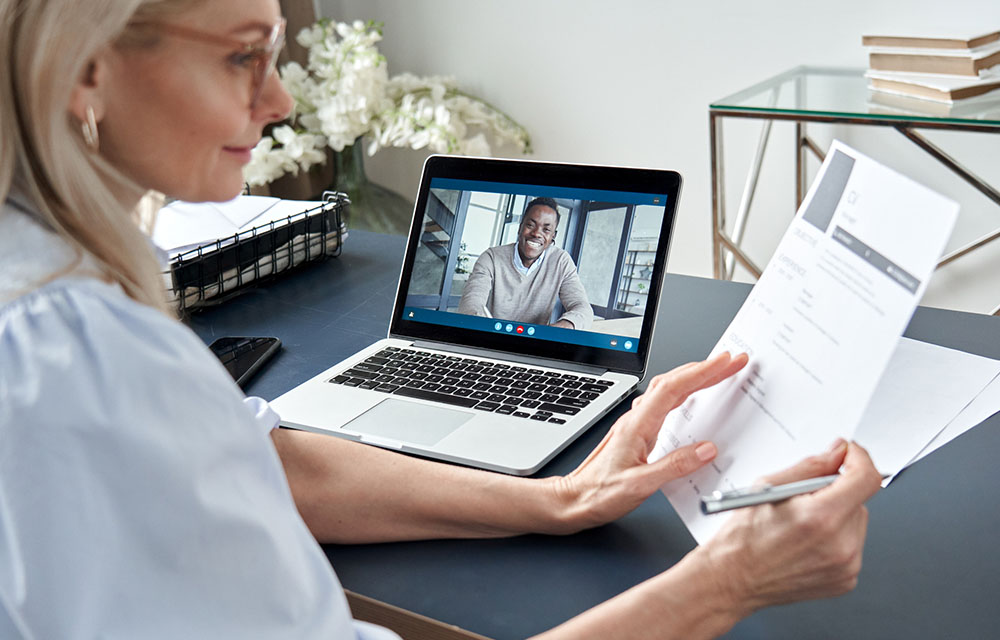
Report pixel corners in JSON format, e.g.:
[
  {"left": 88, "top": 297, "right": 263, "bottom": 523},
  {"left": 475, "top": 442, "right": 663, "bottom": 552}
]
[{"left": 68, "top": 49, "right": 111, "bottom": 124}]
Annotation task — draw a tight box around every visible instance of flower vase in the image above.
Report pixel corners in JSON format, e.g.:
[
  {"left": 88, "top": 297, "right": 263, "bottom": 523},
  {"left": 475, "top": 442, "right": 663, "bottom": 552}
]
[{"left": 332, "top": 142, "right": 413, "bottom": 235}]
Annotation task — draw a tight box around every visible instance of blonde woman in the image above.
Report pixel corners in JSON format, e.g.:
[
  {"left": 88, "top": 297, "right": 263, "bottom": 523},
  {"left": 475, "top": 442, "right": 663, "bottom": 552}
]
[{"left": 0, "top": 0, "right": 882, "bottom": 637}]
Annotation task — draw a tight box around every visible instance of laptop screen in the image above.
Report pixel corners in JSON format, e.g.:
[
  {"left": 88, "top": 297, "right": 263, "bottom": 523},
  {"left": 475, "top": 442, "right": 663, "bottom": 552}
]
[{"left": 390, "top": 156, "right": 681, "bottom": 375}]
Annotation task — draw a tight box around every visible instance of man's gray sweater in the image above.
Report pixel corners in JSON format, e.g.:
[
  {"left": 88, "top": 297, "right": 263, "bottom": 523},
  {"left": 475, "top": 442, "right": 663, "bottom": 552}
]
[{"left": 457, "top": 243, "right": 594, "bottom": 329}]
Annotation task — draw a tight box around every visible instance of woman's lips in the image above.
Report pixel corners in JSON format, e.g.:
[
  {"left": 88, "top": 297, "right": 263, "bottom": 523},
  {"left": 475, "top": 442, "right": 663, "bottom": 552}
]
[{"left": 223, "top": 146, "right": 253, "bottom": 163}]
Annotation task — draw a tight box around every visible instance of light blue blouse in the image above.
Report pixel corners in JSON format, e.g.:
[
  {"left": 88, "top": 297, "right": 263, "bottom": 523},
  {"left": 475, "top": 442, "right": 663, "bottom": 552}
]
[{"left": 0, "top": 203, "right": 397, "bottom": 639}]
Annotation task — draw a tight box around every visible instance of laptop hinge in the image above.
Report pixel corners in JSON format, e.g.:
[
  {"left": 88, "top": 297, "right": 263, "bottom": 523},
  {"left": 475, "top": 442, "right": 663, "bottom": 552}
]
[{"left": 409, "top": 340, "right": 608, "bottom": 376}]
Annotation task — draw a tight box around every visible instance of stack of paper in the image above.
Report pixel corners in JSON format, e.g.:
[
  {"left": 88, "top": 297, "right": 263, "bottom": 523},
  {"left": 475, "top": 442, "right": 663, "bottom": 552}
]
[
  {"left": 651, "top": 141, "right": 1000, "bottom": 544},
  {"left": 153, "top": 195, "right": 329, "bottom": 257},
  {"left": 863, "top": 31, "right": 1000, "bottom": 106}
]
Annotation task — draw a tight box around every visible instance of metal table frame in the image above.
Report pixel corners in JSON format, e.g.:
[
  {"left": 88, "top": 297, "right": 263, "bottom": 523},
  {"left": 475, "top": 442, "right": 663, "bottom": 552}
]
[{"left": 710, "top": 66, "right": 1000, "bottom": 314}]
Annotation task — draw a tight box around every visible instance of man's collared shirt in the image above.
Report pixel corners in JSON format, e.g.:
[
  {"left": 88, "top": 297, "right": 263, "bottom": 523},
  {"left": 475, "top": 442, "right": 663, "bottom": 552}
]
[{"left": 512, "top": 244, "right": 547, "bottom": 276}]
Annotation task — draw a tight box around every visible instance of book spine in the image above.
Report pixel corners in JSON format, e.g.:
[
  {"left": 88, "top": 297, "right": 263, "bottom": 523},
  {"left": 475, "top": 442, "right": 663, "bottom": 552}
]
[
  {"left": 870, "top": 78, "right": 1000, "bottom": 101},
  {"left": 870, "top": 50, "right": 1000, "bottom": 76},
  {"left": 869, "top": 53, "right": 977, "bottom": 76}
]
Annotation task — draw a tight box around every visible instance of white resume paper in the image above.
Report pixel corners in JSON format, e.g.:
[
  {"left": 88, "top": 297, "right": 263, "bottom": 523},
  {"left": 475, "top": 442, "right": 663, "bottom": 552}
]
[{"left": 651, "top": 141, "right": 958, "bottom": 544}]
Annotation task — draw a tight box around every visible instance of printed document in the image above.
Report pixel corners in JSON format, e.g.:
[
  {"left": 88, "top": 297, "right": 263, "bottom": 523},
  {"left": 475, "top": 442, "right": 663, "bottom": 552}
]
[
  {"left": 651, "top": 141, "right": 959, "bottom": 544},
  {"left": 854, "top": 337, "right": 1000, "bottom": 484}
]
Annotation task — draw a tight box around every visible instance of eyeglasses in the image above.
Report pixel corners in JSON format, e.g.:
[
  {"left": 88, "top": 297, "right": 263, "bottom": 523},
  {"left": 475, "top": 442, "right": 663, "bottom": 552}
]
[{"left": 128, "top": 18, "right": 286, "bottom": 109}]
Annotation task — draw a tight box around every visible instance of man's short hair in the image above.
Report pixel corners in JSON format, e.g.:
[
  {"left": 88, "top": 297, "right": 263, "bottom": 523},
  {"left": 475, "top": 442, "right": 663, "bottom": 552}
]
[{"left": 523, "top": 197, "right": 560, "bottom": 226}]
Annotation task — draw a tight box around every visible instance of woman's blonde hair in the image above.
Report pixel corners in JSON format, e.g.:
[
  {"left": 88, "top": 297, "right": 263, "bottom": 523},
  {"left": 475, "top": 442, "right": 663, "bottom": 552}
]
[{"left": 0, "top": 0, "right": 202, "bottom": 314}]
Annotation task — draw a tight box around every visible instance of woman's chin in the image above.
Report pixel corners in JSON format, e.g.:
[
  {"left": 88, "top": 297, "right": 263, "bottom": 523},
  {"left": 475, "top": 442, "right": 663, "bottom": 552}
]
[{"left": 170, "top": 181, "right": 246, "bottom": 204}]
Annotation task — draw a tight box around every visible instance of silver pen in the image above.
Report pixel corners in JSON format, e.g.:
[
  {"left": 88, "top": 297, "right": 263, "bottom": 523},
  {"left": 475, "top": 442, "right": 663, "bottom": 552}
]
[{"left": 700, "top": 474, "right": 842, "bottom": 515}]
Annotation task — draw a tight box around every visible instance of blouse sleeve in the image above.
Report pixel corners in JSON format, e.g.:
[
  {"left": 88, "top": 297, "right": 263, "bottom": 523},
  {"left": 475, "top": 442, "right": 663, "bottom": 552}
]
[{"left": 0, "top": 279, "right": 397, "bottom": 639}]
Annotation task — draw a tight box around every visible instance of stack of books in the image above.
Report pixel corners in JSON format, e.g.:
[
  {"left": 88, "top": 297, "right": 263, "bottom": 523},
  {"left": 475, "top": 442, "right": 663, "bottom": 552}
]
[{"left": 863, "top": 30, "right": 1000, "bottom": 105}]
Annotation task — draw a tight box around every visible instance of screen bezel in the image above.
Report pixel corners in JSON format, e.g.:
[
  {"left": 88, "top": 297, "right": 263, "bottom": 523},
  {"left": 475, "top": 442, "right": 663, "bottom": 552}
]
[{"left": 389, "top": 155, "right": 681, "bottom": 376}]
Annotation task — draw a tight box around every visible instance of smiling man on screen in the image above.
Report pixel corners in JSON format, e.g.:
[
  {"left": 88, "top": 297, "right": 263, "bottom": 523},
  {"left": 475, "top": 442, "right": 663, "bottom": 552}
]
[{"left": 458, "top": 197, "right": 593, "bottom": 329}]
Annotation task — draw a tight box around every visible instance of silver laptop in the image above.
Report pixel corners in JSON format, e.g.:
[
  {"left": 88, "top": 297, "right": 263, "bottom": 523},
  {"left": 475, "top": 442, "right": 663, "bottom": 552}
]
[{"left": 271, "top": 156, "right": 682, "bottom": 475}]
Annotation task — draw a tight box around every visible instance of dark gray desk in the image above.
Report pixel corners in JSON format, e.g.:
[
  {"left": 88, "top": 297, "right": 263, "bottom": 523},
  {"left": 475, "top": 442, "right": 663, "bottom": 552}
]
[{"left": 189, "top": 229, "right": 1000, "bottom": 640}]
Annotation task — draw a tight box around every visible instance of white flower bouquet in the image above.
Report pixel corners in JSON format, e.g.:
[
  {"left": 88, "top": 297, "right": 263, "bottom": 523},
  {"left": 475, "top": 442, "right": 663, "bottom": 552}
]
[{"left": 244, "top": 19, "right": 532, "bottom": 188}]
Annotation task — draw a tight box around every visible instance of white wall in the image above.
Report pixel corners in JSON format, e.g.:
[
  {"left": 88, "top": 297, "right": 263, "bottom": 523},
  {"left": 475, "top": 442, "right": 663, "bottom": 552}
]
[{"left": 318, "top": 0, "right": 1000, "bottom": 314}]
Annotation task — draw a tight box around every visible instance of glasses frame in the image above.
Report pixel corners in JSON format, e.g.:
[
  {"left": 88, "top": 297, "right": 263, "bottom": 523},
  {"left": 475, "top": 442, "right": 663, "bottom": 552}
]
[{"left": 128, "top": 17, "right": 287, "bottom": 109}]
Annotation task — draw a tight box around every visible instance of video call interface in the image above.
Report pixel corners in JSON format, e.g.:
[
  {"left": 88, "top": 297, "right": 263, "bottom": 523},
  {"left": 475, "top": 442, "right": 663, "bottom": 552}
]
[{"left": 402, "top": 177, "right": 669, "bottom": 353}]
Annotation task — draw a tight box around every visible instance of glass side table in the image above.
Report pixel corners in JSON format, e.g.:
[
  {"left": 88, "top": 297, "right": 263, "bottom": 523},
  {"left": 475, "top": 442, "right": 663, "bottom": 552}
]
[{"left": 710, "top": 66, "right": 1000, "bottom": 312}]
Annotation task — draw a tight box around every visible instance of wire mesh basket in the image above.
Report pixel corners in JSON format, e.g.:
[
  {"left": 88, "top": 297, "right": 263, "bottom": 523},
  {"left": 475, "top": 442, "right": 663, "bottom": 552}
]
[{"left": 165, "top": 191, "right": 348, "bottom": 312}]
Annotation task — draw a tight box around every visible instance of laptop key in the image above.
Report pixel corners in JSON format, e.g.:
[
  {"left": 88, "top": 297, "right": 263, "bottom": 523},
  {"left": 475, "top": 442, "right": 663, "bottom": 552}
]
[
  {"left": 529, "top": 413, "right": 549, "bottom": 421},
  {"left": 548, "top": 417, "right": 567, "bottom": 424},
  {"left": 513, "top": 411, "right": 531, "bottom": 418},
  {"left": 579, "top": 383, "right": 607, "bottom": 393},
  {"left": 330, "top": 375, "right": 350, "bottom": 384},
  {"left": 556, "top": 397, "right": 589, "bottom": 409},
  {"left": 359, "top": 381, "right": 379, "bottom": 390},
  {"left": 536, "top": 402, "right": 580, "bottom": 416},
  {"left": 344, "top": 368, "right": 379, "bottom": 380},
  {"left": 375, "top": 384, "right": 400, "bottom": 393},
  {"left": 475, "top": 401, "right": 501, "bottom": 412},
  {"left": 393, "top": 386, "right": 479, "bottom": 408},
  {"left": 470, "top": 390, "right": 491, "bottom": 400},
  {"left": 495, "top": 405, "right": 516, "bottom": 415}
]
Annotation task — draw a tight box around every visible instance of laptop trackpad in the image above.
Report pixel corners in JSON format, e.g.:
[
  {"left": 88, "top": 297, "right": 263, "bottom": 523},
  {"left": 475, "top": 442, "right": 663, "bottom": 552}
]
[{"left": 344, "top": 398, "right": 473, "bottom": 446}]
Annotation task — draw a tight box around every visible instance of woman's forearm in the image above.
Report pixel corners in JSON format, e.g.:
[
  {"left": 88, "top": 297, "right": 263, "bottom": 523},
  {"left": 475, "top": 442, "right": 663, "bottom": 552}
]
[
  {"left": 531, "top": 547, "right": 744, "bottom": 640},
  {"left": 272, "top": 427, "right": 579, "bottom": 544}
]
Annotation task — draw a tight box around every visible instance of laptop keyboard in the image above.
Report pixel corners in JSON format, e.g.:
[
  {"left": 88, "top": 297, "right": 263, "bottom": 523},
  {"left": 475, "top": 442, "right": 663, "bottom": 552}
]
[{"left": 328, "top": 346, "right": 615, "bottom": 424}]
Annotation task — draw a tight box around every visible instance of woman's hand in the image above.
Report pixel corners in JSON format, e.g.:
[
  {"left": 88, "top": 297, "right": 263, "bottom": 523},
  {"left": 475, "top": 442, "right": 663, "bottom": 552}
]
[
  {"left": 534, "top": 441, "right": 882, "bottom": 640},
  {"left": 696, "top": 439, "right": 883, "bottom": 616},
  {"left": 550, "top": 351, "right": 748, "bottom": 533}
]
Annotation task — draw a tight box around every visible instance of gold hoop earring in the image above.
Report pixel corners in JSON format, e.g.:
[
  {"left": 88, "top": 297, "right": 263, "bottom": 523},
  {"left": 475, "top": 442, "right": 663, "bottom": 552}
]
[{"left": 81, "top": 105, "right": 99, "bottom": 151}]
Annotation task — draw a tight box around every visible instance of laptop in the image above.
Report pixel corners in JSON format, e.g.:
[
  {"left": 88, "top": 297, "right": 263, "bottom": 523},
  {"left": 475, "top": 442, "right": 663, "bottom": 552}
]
[{"left": 271, "top": 155, "right": 682, "bottom": 475}]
